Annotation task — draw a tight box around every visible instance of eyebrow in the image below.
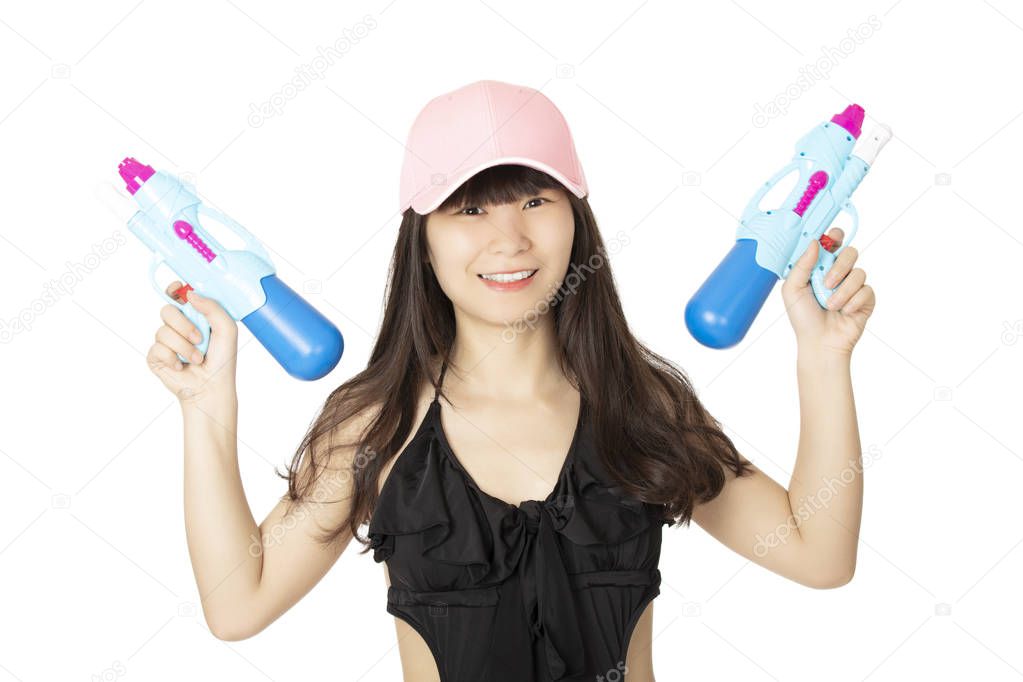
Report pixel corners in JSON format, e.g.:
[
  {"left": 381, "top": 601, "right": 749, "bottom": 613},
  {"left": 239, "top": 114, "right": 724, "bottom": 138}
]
[{"left": 454, "top": 192, "right": 557, "bottom": 209}]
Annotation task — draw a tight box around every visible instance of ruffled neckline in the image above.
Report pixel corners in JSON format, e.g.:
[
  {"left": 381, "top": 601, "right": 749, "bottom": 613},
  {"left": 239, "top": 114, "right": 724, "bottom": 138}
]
[
  {"left": 368, "top": 394, "right": 659, "bottom": 567},
  {"left": 429, "top": 396, "right": 584, "bottom": 510}
]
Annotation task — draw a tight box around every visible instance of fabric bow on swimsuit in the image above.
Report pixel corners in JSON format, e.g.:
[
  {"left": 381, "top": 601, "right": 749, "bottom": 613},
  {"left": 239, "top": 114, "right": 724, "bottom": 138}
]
[{"left": 500, "top": 498, "right": 587, "bottom": 679}]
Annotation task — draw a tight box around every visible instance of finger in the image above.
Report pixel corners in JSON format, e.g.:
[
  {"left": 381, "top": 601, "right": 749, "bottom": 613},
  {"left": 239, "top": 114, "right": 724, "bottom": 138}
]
[
  {"left": 160, "top": 304, "right": 204, "bottom": 344},
  {"left": 185, "top": 290, "right": 235, "bottom": 338},
  {"left": 824, "top": 245, "right": 859, "bottom": 290},
  {"left": 827, "top": 268, "right": 866, "bottom": 310},
  {"left": 147, "top": 343, "right": 184, "bottom": 372},
  {"left": 156, "top": 324, "right": 205, "bottom": 365},
  {"left": 841, "top": 284, "right": 874, "bottom": 315},
  {"left": 826, "top": 226, "right": 845, "bottom": 246},
  {"left": 165, "top": 280, "right": 185, "bottom": 303}
]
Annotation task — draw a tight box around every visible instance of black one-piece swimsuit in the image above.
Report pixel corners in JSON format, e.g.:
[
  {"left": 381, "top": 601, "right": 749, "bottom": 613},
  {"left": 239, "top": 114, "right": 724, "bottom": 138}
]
[{"left": 368, "top": 359, "right": 669, "bottom": 681}]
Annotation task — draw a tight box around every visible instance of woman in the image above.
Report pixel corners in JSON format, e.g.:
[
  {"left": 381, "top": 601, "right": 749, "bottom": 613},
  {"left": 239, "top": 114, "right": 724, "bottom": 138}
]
[{"left": 146, "top": 80, "right": 873, "bottom": 681}]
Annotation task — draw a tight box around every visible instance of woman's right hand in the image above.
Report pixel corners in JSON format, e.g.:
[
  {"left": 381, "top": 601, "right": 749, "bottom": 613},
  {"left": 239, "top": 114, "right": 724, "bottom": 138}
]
[{"left": 146, "top": 281, "right": 239, "bottom": 410}]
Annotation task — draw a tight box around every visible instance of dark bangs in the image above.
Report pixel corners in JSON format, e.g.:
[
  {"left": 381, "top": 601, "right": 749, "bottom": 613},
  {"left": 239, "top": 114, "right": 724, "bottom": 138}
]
[{"left": 436, "top": 164, "right": 567, "bottom": 212}]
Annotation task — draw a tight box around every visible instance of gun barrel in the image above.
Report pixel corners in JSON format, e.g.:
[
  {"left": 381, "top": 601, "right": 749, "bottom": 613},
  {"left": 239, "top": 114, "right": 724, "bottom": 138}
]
[{"left": 852, "top": 124, "right": 893, "bottom": 166}]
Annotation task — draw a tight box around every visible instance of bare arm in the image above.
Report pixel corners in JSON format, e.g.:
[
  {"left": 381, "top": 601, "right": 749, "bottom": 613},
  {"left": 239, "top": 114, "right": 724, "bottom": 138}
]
[
  {"left": 182, "top": 401, "right": 366, "bottom": 640},
  {"left": 692, "top": 351, "right": 863, "bottom": 589},
  {"left": 692, "top": 228, "right": 871, "bottom": 589},
  {"left": 147, "top": 283, "right": 370, "bottom": 640}
]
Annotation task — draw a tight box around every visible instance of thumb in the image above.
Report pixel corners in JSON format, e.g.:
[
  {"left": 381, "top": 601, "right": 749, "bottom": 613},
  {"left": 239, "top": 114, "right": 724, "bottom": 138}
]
[
  {"left": 786, "top": 238, "right": 819, "bottom": 289},
  {"left": 186, "top": 289, "right": 234, "bottom": 333}
]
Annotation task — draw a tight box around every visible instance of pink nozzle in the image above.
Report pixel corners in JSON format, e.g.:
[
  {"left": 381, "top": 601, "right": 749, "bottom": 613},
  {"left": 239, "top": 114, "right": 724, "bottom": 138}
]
[
  {"left": 830, "top": 104, "right": 864, "bottom": 139},
  {"left": 118, "top": 157, "right": 155, "bottom": 195}
]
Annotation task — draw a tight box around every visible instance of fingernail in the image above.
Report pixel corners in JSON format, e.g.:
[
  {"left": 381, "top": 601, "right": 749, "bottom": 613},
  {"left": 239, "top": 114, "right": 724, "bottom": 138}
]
[{"left": 192, "top": 351, "right": 204, "bottom": 364}]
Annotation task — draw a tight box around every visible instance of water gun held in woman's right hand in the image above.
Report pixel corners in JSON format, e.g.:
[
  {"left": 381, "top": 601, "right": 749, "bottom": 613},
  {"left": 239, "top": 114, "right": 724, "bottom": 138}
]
[
  {"left": 118, "top": 157, "right": 344, "bottom": 380},
  {"left": 685, "top": 104, "right": 892, "bottom": 349}
]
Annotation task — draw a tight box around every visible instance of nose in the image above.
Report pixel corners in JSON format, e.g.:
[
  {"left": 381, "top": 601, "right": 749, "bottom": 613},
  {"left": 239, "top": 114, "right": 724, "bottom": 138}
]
[{"left": 485, "top": 206, "right": 531, "bottom": 255}]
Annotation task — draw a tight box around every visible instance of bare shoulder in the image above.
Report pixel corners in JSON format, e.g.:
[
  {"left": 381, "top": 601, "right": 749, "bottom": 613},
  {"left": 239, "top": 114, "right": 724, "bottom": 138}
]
[
  {"left": 298, "top": 389, "right": 383, "bottom": 483},
  {"left": 301, "top": 359, "right": 442, "bottom": 500}
]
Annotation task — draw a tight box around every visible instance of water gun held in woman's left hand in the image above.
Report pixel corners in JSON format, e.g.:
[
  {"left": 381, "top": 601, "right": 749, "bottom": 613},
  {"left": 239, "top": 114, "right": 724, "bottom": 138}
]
[
  {"left": 685, "top": 104, "right": 892, "bottom": 349},
  {"left": 118, "top": 157, "right": 344, "bottom": 380}
]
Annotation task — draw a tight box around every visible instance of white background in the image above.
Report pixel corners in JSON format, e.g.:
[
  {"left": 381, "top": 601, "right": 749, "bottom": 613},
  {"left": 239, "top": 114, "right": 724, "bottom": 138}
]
[{"left": 2, "top": 1, "right": 1021, "bottom": 680}]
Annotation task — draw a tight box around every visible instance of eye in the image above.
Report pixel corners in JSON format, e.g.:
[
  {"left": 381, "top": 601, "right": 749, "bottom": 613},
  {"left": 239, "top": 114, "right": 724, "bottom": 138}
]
[{"left": 457, "top": 197, "right": 548, "bottom": 215}]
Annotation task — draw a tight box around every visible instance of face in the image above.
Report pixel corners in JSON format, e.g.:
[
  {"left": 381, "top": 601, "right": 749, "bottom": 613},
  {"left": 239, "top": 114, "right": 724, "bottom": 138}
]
[{"left": 424, "top": 186, "right": 575, "bottom": 326}]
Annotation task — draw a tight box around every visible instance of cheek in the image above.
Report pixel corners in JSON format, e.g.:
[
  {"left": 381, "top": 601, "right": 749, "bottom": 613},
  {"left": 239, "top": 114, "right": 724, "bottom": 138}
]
[
  {"left": 535, "top": 209, "right": 576, "bottom": 272},
  {"left": 430, "top": 228, "right": 483, "bottom": 283}
]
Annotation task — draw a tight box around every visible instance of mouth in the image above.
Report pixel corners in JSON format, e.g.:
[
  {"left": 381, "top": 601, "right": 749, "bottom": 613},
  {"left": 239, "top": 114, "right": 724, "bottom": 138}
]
[{"left": 476, "top": 268, "right": 538, "bottom": 283}]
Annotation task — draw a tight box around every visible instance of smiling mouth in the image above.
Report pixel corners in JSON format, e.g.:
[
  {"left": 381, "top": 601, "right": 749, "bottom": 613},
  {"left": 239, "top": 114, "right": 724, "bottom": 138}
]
[{"left": 477, "top": 268, "right": 538, "bottom": 283}]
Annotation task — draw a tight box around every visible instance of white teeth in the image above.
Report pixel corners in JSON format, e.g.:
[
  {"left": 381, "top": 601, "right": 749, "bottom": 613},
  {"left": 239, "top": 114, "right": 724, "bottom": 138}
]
[{"left": 479, "top": 269, "right": 536, "bottom": 282}]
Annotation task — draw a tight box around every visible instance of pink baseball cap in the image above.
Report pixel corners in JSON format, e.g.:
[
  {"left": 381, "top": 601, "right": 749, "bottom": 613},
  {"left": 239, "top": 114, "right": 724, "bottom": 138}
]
[{"left": 399, "top": 79, "right": 589, "bottom": 215}]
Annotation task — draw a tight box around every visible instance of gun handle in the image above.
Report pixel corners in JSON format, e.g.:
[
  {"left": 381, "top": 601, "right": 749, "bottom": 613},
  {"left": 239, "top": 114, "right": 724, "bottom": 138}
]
[
  {"left": 810, "top": 199, "right": 859, "bottom": 308},
  {"left": 148, "top": 254, "right": 211, "bottom": 362}
]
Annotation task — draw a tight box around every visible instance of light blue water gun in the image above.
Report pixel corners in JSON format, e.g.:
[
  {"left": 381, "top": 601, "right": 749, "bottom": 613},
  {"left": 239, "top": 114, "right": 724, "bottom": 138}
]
[
  {"left": 118, "top": 157, "right": 344, "bottom": 380},
  {"left": 685, "top": 104, "right": 892, "bottom": 349}
]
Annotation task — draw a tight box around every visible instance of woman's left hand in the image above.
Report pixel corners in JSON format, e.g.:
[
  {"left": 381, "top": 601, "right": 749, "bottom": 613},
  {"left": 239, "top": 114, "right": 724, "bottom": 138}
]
[{"left": 781, "top": 227, "right": 876, "bottom": 356}]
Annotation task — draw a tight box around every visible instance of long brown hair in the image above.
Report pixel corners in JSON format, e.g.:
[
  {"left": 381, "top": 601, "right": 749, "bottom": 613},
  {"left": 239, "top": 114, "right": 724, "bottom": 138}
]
[{"left": 276, "top": 164, "right": 753, "bottom": 552}]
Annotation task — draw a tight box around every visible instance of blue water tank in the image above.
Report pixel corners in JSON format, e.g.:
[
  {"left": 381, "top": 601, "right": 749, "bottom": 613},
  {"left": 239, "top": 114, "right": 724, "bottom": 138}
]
[
  {"left": 242, "top": 274, "right": 344, "bottom": 380},
  {"left": 685, "top": 239, "right": 778, "bottom": 349}
]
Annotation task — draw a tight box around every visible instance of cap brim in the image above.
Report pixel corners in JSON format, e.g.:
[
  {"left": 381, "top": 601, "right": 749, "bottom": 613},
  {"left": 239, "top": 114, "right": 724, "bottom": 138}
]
[{"left": 409, "top": 157, "right": 587, "bottom": 215}]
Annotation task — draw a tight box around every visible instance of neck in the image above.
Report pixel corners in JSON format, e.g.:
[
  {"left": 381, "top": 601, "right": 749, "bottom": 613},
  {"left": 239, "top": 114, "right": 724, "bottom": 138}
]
[{"left": 446, "top": 311, "right": 568, "bottom": 401}]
